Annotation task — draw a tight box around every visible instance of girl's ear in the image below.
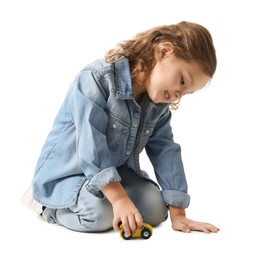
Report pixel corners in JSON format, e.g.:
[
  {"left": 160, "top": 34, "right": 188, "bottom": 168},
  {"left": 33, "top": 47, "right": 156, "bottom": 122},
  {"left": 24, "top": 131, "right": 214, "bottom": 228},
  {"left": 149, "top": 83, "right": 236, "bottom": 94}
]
[{"left": 156, "top": 42, "right": 174, "bottom": 60}]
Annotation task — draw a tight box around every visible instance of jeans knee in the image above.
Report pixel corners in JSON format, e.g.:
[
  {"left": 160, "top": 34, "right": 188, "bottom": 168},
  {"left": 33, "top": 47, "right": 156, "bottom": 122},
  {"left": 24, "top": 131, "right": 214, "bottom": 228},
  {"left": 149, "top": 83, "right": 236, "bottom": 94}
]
[
  {"left": 43, "top": 206, "right": 114, "bottom": 232},
  {"left": 132, "top": 184, "right": 168, "bottom": 227},
  {"left": 86, "top": 209, "right": 113, "bottom": 232},
  {"left": 141, "top": 197, "right": 168, "bottom": 226}
]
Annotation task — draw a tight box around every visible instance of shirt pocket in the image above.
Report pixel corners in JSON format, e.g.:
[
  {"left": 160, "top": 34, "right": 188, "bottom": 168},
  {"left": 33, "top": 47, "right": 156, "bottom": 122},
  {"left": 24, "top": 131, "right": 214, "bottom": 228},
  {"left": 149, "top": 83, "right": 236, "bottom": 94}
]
[{"left": 106, "top": 114, "right": 129, "bottom": 151}]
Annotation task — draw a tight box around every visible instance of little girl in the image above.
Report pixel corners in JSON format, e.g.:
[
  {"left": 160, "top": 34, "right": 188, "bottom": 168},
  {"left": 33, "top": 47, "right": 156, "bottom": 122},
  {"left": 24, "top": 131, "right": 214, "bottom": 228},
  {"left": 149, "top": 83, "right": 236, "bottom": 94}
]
[{"left": 26, "top": 21, "right": 220, "bottom": 236}]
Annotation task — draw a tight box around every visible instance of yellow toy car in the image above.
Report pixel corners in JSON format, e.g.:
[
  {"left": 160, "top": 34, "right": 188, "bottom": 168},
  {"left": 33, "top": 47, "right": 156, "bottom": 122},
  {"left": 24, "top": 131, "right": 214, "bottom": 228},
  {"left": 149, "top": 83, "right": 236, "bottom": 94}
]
[{"left": 119, "top": 222, "right": 153, "bottom": 240}]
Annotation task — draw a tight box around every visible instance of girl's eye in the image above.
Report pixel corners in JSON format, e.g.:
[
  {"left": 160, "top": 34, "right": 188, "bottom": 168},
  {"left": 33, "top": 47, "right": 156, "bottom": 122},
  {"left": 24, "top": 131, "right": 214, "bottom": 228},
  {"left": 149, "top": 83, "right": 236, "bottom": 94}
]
[{"left": 180, "top": 76, "right": 185, "bottom": 86}]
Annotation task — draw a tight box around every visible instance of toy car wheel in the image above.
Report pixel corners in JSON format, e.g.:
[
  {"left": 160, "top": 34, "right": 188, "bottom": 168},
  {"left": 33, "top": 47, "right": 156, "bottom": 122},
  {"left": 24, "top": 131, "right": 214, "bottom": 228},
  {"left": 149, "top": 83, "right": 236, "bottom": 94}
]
[
  {"left": 141, "top": 228, "right": 151, "bottom": 239},
  {"left": 122, "top": 230, "right": 132, "bottom": 240}
]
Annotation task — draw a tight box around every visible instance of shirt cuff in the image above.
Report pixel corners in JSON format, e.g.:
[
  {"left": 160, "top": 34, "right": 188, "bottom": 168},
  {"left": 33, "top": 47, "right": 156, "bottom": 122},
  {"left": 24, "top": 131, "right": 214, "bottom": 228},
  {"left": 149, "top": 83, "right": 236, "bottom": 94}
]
[
  {"left": 162, "top": 190, "right": 190, "bottom": 208},
  {"left": 86, "top": 167, "right": 121, "bottom": 199}
]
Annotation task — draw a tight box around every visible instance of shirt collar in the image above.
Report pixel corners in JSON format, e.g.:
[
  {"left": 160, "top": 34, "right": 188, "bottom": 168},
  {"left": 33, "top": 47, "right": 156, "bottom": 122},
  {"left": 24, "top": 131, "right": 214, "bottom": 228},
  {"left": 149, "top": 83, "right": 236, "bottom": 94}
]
[{"left": 114, "top": 58, "right": 135, "bottom": 100}]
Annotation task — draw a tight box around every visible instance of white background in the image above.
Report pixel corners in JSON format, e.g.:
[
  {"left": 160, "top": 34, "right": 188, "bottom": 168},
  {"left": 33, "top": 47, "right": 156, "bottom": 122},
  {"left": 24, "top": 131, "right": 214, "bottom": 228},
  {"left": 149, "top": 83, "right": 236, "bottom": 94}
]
[{"left": 1, "top": 0, "right": 255, "bottom": 259}]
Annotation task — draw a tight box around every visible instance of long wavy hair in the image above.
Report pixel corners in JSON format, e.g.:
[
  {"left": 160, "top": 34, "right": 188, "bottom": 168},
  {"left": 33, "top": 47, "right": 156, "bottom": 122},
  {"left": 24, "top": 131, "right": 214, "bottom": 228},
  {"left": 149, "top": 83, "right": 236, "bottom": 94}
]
[{"left": 105, "top": 21, "right": 217, "bottom": 108}]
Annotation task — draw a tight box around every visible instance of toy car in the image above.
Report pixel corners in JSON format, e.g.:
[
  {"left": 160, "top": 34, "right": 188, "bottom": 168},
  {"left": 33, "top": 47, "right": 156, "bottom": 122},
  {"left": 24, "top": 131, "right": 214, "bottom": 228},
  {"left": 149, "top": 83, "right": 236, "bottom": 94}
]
[{"left": 119, "top": 222, "right": 153, "bottom": 240}]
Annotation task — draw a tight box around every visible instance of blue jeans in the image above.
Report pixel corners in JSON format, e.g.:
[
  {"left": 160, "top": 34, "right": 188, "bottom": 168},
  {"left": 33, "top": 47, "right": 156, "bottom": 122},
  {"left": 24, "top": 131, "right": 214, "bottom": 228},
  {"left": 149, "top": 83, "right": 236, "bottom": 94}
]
[{"left": 42, "top": 166, "right": 168, "bottom": 232}]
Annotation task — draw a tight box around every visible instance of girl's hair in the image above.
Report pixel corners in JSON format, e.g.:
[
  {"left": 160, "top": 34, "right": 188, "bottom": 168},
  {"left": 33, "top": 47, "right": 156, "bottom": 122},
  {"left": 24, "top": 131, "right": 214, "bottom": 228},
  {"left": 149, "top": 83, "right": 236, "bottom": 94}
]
[{"left": 105, "top": 21, "right": 217, "bottom": 90}]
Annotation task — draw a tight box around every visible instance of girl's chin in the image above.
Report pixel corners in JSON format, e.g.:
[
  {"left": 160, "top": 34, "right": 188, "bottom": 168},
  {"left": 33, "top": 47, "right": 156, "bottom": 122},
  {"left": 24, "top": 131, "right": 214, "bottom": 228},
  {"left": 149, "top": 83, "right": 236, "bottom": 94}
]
[
  {"left": 149, "top": 94, "right": 161, "bottom": 104},
  {"left": 150, "top": 98, "right": 160, "bottom": 104}
]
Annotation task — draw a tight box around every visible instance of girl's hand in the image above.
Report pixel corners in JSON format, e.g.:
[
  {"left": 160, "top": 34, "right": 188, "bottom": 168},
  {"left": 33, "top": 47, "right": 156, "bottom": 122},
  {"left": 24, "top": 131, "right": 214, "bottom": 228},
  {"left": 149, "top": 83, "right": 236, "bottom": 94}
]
[
  {"left": 169, "top": 206, "right": 220, "bottom": 233},
  {"left": 102, "top": 181, "right": 143, "bottom": 237},
  {"left": 112, "top": 197, "right": 143, "bottom": 237},
  {"left": 171, "top": 215, "right": 220, "bottom": 233}
]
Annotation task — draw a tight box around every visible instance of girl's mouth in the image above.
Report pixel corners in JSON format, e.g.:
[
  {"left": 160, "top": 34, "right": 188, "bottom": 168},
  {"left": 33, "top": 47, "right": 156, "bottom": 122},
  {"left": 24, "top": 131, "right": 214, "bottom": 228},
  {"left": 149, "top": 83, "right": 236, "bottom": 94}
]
[{"left": 164, "top": 90, "right": 170, "bottom": 100}]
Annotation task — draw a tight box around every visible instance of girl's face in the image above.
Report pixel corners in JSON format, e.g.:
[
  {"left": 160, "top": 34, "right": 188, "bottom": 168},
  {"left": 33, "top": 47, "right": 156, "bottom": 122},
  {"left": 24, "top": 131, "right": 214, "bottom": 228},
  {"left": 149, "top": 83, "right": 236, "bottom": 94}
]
[{"left": 145, "top": 45, "right": 210, "bottom": 104}]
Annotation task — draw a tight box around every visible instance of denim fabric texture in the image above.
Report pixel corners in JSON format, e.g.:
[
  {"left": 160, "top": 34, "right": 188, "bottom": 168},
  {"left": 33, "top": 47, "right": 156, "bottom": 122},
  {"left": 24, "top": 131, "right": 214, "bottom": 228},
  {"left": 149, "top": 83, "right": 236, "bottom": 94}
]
[{"left": 32, "top": 58, "right": 190, "bottom": 209}]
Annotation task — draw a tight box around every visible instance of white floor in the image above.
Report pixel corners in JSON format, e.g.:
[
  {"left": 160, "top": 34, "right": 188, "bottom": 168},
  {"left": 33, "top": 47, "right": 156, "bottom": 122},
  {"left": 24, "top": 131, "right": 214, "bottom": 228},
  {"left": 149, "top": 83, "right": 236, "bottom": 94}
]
[{"left": 3, "top": 197, "right": 255, "bottom": 260}]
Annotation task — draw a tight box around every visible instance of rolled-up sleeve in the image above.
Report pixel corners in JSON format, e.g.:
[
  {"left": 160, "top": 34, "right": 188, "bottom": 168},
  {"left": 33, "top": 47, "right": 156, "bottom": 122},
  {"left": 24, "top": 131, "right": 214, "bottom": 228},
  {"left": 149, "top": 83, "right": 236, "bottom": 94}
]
[
  {"left": 162, "top": 190, "right": 190, "bottom": 208},
  {"left": 87, "top": 167, "right": 121, "bottom": 199},
  {"left": 146, "top": 109, "right": 190, "bottom": 208}
]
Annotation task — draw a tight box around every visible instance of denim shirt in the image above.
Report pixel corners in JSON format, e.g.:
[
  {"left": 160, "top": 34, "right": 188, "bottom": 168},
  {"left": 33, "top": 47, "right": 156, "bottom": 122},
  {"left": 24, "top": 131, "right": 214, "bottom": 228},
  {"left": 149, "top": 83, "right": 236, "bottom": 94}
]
[{"left": 32, "top": 58, "right": 190, "bottom": 209}]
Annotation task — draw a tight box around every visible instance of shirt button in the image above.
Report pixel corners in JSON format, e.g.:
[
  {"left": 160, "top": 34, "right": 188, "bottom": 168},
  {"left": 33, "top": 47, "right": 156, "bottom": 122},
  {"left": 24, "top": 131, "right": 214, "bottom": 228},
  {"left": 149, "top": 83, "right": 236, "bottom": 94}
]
[
  {"left": 126, "top": 150, "right": 131, "bottom": 155},
  {"left": 112, "top": 124, "right": 117, "bottom": 129},
  {"left": 133, "top": 123, "right": 138, "bottom": 128},
  {"left": 145, "top": 130, "right": 150, "bottom": 135}
]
